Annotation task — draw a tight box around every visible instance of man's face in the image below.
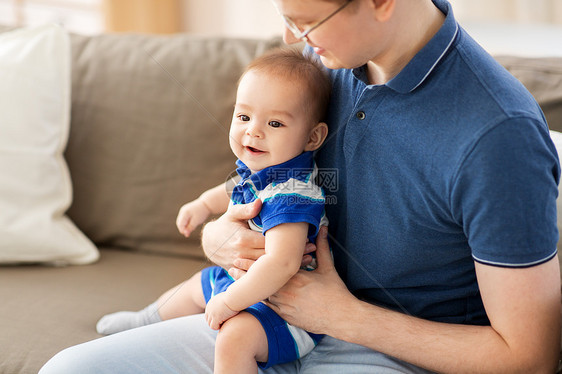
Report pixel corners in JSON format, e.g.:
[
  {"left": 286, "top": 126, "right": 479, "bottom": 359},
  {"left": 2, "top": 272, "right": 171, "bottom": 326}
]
[{"left": 273, "top": 0, "right": 384, "bottom": 70}]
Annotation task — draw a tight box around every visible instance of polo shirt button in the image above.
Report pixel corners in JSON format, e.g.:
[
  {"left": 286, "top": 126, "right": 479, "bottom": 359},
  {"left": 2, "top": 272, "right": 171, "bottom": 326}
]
[{"left": 356, "top": 111, "right": 366, "bottom": 120}]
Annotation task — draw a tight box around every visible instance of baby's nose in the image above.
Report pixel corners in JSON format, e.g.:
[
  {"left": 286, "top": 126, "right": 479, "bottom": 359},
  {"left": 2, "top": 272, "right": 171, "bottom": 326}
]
[{"left": 246, "top": 123, "right": 264, "bottom": 138}]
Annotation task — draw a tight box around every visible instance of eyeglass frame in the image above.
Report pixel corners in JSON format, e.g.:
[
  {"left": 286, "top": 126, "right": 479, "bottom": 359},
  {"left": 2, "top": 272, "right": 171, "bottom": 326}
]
[{"left": 272, "top": 0, "right": 352, "bottom": 42}]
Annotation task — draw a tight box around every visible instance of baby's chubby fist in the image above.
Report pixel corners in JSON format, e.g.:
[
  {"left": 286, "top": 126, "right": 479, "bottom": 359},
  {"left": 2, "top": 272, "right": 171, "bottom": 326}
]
[
  {"left": 205, "top": 293, "right": 239, "bottom": 330},
  {"left": 175, "top": 199, "right": 212, "bottom": 237}
]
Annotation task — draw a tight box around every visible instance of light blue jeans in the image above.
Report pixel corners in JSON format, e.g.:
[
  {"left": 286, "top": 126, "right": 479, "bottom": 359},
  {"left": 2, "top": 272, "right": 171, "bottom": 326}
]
[{"left": 39, "top": 314, "right": 433, "bottom": 374}]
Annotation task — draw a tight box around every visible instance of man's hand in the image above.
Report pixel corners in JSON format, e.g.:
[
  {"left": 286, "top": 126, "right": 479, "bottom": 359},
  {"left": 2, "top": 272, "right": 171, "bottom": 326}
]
[
  {"left": 201, "top": 199, "right": 266, "bottom": 275},
  {"left": 205, "top": 293, "right": 239, "bottom": 330},
  {"left": 265, "top": 227, "right": 355, "bottom": 334}
]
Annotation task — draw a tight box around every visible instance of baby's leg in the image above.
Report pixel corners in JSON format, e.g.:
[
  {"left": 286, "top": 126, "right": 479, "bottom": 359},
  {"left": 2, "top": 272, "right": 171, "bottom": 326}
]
[
  {"left": 214, "top": 311, "right": 268, "bottom": 374},
  {"left": 156, "top": 271, "right": 206, "bottom": 319},
  {"left": 96, "top": 271, "right": 206, "bottom": 335}
]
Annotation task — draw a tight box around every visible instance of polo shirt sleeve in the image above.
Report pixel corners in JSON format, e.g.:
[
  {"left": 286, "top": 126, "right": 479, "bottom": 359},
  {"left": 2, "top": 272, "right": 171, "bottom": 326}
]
[
  {"left": 450, "top": 117, "right": 560, "bottom": 267},
  {"left": 259, "top": 181, "right": 325, "bottom": 240}
]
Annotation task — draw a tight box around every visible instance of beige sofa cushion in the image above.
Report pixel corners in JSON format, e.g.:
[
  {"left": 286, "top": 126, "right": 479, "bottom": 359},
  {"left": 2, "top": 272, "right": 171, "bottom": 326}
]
[
  {"left": 65, "top": 33, "right": 283, "bottom": 257},
  {"left": 0, "top": 247, "right": 206, "bottom": 374}
]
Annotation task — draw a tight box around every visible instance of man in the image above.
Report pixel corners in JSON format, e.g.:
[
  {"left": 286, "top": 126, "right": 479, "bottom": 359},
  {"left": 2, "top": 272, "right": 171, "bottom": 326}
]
[{"left": 203, "top": 0, "right": 561, "bottom": 373}]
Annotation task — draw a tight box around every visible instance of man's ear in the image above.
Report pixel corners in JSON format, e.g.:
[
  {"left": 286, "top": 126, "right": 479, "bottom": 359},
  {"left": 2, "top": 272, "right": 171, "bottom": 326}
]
[
  {"left": 305, "top": 122, "right": 328, "bottom": 151},
  {"left": 371, "top": 0, "right": 395, "bottom": 22}
]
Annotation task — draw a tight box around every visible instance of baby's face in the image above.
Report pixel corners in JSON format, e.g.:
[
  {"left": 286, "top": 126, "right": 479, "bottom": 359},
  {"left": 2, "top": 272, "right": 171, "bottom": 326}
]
[{"left": 229, "top": 70, "right": 314, "bottom": 172}]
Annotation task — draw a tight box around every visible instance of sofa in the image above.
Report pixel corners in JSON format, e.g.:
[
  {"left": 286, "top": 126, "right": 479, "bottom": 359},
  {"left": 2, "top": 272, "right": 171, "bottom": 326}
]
[{"left": 0, "top": 25, "right": 561, "bottom": 374}]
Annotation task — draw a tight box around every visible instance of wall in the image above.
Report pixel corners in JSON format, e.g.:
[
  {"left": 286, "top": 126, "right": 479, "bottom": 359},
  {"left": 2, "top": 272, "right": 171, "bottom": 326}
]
[
  {"left": 2, "top": 0, "right": 561, "bottom": 41},
  {"left": 181, "top": 0, "right": 282, "bottom": 37},
  {"left": 180, "top": 0, "right": 562, "bottom": 38},
  {"left": 449, "top": 0, "right": 562, "bottom": 24}
]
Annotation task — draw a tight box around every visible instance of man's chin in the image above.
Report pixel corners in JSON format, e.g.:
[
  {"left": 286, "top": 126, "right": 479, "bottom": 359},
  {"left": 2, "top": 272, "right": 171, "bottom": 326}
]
[
  {"left": 318, "top": 55, "right": 355, "bottom": 71},
  {"left": 318, "top": 56, "right": 340, "bottom": 70}
]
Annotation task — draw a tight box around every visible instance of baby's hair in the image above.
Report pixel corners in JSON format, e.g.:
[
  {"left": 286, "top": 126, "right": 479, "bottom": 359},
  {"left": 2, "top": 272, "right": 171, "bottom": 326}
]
[{"left": 241, "top": 48, "right": 331, "bottom": 124}]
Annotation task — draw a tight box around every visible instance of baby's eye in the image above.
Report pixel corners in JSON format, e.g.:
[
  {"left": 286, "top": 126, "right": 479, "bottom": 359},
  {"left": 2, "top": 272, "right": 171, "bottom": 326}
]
[
  {"left": 238, "top": 114, "right": 250, "bottom": 121},
  {"left": 269, "top": 121, "right": 283, "bottom": 128}
]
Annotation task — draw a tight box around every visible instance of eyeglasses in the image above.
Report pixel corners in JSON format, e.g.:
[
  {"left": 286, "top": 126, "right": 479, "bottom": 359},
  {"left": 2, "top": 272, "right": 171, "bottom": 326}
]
[{"left": 272, "top": 0, "right": 352, "bottom": 42}]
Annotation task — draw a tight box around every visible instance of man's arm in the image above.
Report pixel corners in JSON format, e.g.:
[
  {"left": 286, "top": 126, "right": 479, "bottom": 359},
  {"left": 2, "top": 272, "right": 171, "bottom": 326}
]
[
  {"left": 341, "top": 258, "right": 561, "bottom": 374},
  {"left": 267, "top": 230, "right": 561, "bottom": 374}
]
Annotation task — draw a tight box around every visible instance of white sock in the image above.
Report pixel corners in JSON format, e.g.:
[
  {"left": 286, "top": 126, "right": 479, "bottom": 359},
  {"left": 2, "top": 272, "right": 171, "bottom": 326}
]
[{"left": 96, "top": 301, "right": 162, "bottom": 335}]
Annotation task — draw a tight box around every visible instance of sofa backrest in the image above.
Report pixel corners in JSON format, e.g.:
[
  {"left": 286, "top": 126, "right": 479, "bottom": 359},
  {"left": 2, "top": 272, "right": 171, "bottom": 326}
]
[
  {"left": 495, "top": 55, "right": 562, "bottom": 133},
  {"left": 65, "top": 32, "right": 283, "bottom": 257}
]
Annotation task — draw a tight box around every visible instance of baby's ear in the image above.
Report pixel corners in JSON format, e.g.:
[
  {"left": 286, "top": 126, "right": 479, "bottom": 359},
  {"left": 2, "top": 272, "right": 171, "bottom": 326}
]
[{"left": 305, "top": 122, "right": 328, "bottom": 151}]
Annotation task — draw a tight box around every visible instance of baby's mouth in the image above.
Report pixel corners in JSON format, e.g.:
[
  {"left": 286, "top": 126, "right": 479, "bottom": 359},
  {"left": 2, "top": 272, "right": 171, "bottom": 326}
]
[{"left": 246, "top": 146, "right": 265, "bottom": 154}]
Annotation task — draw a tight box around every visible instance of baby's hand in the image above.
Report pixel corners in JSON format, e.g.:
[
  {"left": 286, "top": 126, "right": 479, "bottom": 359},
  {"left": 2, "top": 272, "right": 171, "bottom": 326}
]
[
  {"left": 205, "top": 293, "right": 239, "bottom": 330},
  {"left": 176, "top": 199, "right": 211, "bottom": 237}
]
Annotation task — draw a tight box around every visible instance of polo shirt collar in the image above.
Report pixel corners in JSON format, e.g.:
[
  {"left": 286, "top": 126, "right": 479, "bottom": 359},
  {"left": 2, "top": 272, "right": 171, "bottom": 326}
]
[
  {"left": 354, "top": 0, "right": 459, "bottom": 94},
  {"left": 235, "top": 151, "right": 314, "bottom": 190}
]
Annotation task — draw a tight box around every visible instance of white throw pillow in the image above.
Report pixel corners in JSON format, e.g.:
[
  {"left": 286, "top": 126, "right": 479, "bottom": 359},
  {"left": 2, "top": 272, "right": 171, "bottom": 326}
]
[{"left": 0, "top": 24, "right": 99, "bottom": 265}]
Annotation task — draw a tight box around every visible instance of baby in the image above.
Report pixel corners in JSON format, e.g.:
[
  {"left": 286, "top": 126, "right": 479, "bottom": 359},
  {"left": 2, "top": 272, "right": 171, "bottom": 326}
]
[{"left": 96, "top": 48, "right": 331, "bottom": 373}]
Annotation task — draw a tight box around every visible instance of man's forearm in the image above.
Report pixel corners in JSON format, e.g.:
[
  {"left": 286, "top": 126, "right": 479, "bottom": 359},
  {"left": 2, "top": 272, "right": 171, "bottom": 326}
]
[
  {"left": 327, "top": 294, "right": 559, "bottom": 374},
  {"left": 331, "top": 300, "right": 504, "bottom": 373}
]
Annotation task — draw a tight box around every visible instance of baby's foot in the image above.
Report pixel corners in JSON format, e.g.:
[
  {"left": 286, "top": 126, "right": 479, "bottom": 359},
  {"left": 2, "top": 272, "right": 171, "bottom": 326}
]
[{"left": 96, "top": 302, "right": 161, "bottom": 335}]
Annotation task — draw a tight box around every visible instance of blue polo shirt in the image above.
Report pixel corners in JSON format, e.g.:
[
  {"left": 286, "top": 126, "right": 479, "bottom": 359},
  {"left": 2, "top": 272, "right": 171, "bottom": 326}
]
[
  {"left": 231, "top": 151, "right": 326, "bottom": 243},
  {"left": 315, "top": 0, "right": 559, "bottom": 324}
]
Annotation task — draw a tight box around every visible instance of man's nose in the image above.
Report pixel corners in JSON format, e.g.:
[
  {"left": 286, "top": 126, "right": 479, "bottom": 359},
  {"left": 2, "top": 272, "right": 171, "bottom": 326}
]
[{"left": 282, "top": 26, "right": 302, "bottom": 45}]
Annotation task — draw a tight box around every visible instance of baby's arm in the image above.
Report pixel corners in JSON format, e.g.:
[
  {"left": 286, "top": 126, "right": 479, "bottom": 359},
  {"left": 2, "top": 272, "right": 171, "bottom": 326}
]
[
  {"left": 176, "top": 182, "right": 231, "bottom": 237},
  {"left": 205, "top": 222, "right": 308, "bottom": 329}
]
